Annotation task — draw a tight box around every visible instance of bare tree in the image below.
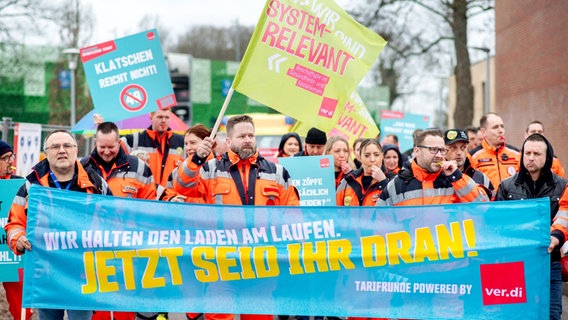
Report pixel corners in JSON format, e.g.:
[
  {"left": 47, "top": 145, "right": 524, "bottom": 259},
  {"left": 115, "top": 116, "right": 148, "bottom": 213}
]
[
  {"left": 351, "top": 0, "right": 493, "bottom": 128},
  {"left": 46, "top": 0, "right": 95, "bottom": 125},
  {"left": 170, "top": 24, "right": 254, "bottom": 61}
]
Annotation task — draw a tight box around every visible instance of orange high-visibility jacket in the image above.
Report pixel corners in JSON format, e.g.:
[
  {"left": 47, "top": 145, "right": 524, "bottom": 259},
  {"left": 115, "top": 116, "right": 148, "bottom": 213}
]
[
  {"left": 376, "top": 161, "right": 490, "bottom": 206},
  {"left": 469, "top": 139, "right": 520, "bottom": 190},
  {"left": 4, "top": 160, "right": 111, "bottom": 255},
  {"left": 173, "top": 150, "right": 299, "bottom": 206},
  {"left": 81, "top": 148, "right": 156, "bottom": 200},
  {"left": 336, "top": 168, "right": 389, "bottom": 206},
  {"left": 121, "top": 128, "right": 184, "bottom": 187}
]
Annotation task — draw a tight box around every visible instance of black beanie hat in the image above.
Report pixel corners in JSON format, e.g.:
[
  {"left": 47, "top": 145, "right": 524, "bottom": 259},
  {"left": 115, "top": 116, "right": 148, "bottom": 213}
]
[
  {"left": 305, "top": 127, "right": 327, "bottom": 145},
  {"left": 0, "top": 140, "right": 13, "bottom": 157}
]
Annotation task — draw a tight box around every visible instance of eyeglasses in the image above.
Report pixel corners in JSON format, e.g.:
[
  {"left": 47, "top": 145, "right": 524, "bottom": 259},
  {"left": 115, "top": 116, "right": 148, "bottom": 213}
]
[
  {"left": 45, "top": 143, "right": 77, "bottom": 151},
  {"left": 417, "top": 145, "right": 448, "bottom": 155},
  {"left": 0, "top": 153, "right": 15, "bottom": 162}
]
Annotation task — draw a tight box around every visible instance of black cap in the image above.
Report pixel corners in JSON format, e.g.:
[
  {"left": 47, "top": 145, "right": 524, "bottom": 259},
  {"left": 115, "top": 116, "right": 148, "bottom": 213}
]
[
  {"left": 444, "top": 129, "right": 468, "bottom": 145},
  {"left": 0, "top": 140, "right": 13, "bottom": 157},
  {"left": 305, "top": 127, "right": 327, "bottom": 145}
]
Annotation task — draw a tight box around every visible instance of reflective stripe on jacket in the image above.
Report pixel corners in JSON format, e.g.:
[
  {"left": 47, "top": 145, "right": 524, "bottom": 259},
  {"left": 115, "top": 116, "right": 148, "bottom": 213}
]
[
  {"left": 121, "top": 128, "right": 184, "bottom": 187},
  {"left": 174, "top": 150, "right": 299, "bottom": 206},
  {"left": 376, "top": 161, "right": 490, "bottom": 206},
  {"left": 4, "top": 160, "right": 111, "bottom": 255},
  {"left": 336, "top": 168, "right": 388, "bottom": 206}
]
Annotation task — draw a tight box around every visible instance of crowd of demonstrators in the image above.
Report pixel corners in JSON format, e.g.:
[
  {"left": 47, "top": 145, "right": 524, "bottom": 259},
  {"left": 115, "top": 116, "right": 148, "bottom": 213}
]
[
  {"left": 5, "top": 109, "right": 568, "bottom": 319},
  {"left": 276, "top": 132, "right": 302, "bottom": 157},
  {"left": 4, "top": 130, "right": 112, "bottom": 320},
  {"left": 495, "top": 133, "right": 567, "bottom": 320},
  {"left": 0, "top": 140, "right": 33, "bottom": 320}
]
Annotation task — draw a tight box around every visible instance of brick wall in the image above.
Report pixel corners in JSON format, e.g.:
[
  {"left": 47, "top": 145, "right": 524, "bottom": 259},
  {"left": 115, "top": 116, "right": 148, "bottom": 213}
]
[{"left": 495, "top": 1, "right": 568, "bottom": 167}]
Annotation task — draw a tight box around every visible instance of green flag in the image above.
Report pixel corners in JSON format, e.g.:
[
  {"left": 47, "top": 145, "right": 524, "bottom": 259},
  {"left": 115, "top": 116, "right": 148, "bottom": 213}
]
[{"left": 233, "top": 0, "right": 386, "bottom": 134}]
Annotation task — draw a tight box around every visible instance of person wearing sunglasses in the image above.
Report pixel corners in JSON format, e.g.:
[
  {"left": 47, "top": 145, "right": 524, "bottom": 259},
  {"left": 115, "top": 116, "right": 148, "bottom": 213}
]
[{"left": 376, "top": 128, "right": 489, "bottom": 206}]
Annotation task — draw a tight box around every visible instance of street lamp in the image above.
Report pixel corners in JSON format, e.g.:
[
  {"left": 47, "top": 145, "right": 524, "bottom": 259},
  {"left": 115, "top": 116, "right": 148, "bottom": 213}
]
[
  {"left": 469, "top": 46, "right": 491, "bottom": 114},
  {"left": 63, "top": 48, "right": 80, "bottom": 127}
]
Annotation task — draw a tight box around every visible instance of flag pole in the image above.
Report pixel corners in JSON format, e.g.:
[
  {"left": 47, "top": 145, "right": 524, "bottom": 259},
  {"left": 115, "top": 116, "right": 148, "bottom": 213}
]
[{"left": 210, "top": 87, "right": 234, "bottom": 138}]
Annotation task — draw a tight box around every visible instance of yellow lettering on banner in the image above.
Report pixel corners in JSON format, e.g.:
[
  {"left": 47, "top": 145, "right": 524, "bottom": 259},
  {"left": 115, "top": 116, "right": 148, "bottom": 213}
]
[
  {"left": 80, "top": 248, "right": 183, "bottom": 294},
  {"left": 436, "top": 222, "right": 465, "bottom": 259},
  {"left": 386, "top": 231, "right": 413, "bottom": 265},
  {"left": 82, "top": 252, "right": 97, "bottom": 294},
  {"left": 286, "top": 240, "right": 354, "bottom": 274},
  {"left": 359, "top": 221, "right": 475, "bottom": 268},
  {"left": 217, "top": 247, "right": 240, "bottom": 281},
  {"left": 193, "top": 247, "right": 219, "bottom": 282},
  {"left": 192, "top": 246, "right": 281, "bottom": 283},
  {"left": 115, "top": 250, "right": 137, "bottom": 290},
  {"left": 239, "top": 246, "right": 256, "bottom": 280},
  {"left": 138, "top": 249, "right": 165, "bottom": 288},
  {"left": 360, "top": 235, "right": 387, "bottom": 267},
  {"left": 96, "top": 251, "right": 119, "bottom": 292},
  {"left": 413, "top": 227, "right": 439, "bottom": 263}
]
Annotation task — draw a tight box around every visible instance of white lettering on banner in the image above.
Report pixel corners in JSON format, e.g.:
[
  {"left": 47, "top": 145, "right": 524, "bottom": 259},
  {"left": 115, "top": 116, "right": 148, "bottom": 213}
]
[
  {"left": 81, "top": 230, "right": 144, "bottom": 248},
  {"left": 98, "top": 72, "right": 128, "bottom": 88},
  {"left": 0, "top": 250, "right": 22, "bottom": 263},
  {"left": 271, "top": 219, "right": 337, "bottom": 242},
  {"left": 44, "top": 231, "right": 79, "bottom": 250},
  {"left": 354, "top": 281, "right": 473, "bottom": 296},
  {"left": 94, "top": 50, "right": 154, "bottom": 75},
  {"left": 184, "top": 229, "right": 239, "bottom": 245}
]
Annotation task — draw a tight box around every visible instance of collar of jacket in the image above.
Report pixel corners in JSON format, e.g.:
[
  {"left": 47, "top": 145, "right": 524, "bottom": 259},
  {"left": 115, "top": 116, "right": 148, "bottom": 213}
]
[
  {"left": 146, "top": 127, "right": 173, "bottom": 143},
  {"left": 227, "top": 149, "right": 258, "bottom": 166},
  {"left": 89, "top": 146, "right": 129, "bottom": 168},
  {"left": 410, "top": 160, "right": 441, "bottom": 182},
  {"left": 32, "top": 159, "right": 95, "bottom": 190},
  {"left": 481, "top": 138, "right": 504, "bottom": 154}
]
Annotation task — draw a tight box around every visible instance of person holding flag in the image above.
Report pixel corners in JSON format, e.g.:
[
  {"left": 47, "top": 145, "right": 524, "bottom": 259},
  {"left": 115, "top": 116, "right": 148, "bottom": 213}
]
[{"left": 173, "top": 114, "right": 299, "bottom": 320}]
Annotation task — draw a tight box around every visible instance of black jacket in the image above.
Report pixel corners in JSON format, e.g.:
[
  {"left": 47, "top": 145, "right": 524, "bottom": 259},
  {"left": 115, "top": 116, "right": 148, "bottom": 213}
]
[{"left": 495, "top": 134, "right": 567, "bottom": 260}]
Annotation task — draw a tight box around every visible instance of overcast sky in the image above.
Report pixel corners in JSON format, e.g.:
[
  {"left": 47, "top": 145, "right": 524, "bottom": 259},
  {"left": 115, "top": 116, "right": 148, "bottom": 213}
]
[{"left": 83, "top": 0, "right": 351, "bottom": 45}]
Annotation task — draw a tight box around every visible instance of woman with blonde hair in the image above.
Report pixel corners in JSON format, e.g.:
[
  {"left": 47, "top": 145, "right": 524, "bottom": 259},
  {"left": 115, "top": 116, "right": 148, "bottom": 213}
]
[
  {"left": 336, "top": 138, "right": 388, "bottom": 206},
  {"left": 324, "top": 135, "right": 353, "bottom": 188}
]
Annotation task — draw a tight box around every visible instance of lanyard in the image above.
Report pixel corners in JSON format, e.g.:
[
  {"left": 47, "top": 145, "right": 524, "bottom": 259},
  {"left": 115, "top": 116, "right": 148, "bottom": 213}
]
[{"left": 49, "top": 170, "right": 72, "bottom": 190}]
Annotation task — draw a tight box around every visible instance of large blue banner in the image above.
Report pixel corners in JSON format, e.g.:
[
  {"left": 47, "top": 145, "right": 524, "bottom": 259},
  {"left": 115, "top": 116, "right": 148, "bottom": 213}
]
[
  {"left": 24, "top": 185, "right": 550, "bottom": 319},
  {"left": 0, "top": 179, "right": 26, "bottom": 281}
]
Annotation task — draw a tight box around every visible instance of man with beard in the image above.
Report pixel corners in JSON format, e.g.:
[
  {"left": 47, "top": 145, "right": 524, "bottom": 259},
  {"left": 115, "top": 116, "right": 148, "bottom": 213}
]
[
  {"left": 444, "top": 129, "right": 493, "bottom": 198},
  {"left": 495, "top": 133, "right": 567, "bottom": 320},
  {"left": 173, "top": 115, "right": 299, "bottom": 320},
  {"left": 469, "top": 112, "right": 520, "bottom": 190}
]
